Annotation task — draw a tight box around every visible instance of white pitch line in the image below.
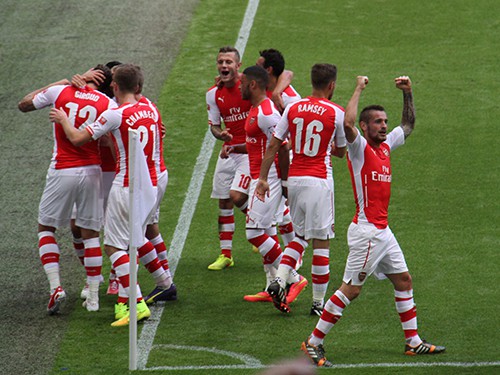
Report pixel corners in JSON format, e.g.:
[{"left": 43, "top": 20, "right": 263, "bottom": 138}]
[
  {"left": 136, "top": 0, "right": 260, "bottom": 370},
  {"left": 145, "top": 361, "right": 500, "bottom": 371}
]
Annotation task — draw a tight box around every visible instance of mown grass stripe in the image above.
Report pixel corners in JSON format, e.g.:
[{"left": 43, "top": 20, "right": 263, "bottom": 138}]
[{"left": 136, "top": 0, "right": 260, "bottom": 370}]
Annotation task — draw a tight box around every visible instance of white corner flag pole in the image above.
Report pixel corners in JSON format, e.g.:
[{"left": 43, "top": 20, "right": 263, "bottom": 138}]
[
  {"left": 128, "top": 128, "right": 157, "bottom": 371},
  {"left": 128, "top": 128, "right": 139, "bottom": 371}
]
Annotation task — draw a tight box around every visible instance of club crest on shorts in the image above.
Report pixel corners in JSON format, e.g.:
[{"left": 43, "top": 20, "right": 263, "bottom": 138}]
[{"left": 358, "top": 272, "right": 367, "bottom": 282}]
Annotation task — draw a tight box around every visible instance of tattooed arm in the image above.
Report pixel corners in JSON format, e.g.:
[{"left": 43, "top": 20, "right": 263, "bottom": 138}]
[{"left": 395, "top": 76, "right": 415, "bottom": 139}]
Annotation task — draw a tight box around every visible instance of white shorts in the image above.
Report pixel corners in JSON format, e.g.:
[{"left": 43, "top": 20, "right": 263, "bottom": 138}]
[
  {"left": 104, "top": 184, "right": 157, "bottom": 250},
  {"left": 38, "top": 166, "right": 103, "bottom": 231},
  {"left": 148, "top": 170, "right": 168, "bottom": 224},
  {"left": 275, "top": 195, "right": 288, "bottom": 224},
  {"left": 246, "top": 177, "right": 283, "bottom": 229},
  {"left": 71, "top": 169, "right": 115, "bottom": 224},
  {"left": 211, "top": 153, "right": 250, "bottom": 199},
  {"left": 287, "top": 176, "right": 335, "bottom": 240},
  {"left": 343, "top": 222, "right": 408, "bottom": 286}
]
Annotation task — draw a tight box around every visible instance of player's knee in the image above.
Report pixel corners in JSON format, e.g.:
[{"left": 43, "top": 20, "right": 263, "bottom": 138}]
[
  {"left": 230, "top": 190, "right": 247, "bottom": 207},
  {"left": 340, "top": 282, "right": 362, "bottom": 300},
  {"left": 219, "top": 198, "right": 233, "bottom": 209},
  {"left": 396, "top": 272, "right": 413, "bottom": 290}
]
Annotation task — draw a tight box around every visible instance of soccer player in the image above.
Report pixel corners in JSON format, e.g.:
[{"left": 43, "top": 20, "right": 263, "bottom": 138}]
[
  {"left": 18, "top": 65, "right": 115, "bottom": 314},
  {"left": 301, "top": 76, "right": 445, "bottom": 367},
  {"left": 241, "top": 65, "right": 307, "bottom": 305},
  {"left": 243, "top": 49, "right": 301, "bottom": 303},
  {"left": 68, "top": 67, "right": 118, "bottom": 298},
  {"left": 258, "top": 48, "right": 299, "bottom": 248},
  {"left": 49, "top": 64, "right": 160, "bottom": 326},
  {"left": 206, "top": 46, "right": 252, "bottom": 270},
  {"left": 257, "top": 48, "right": 301, "bottom": 113},
  {"left": 90, "top": 60, "right": 176, "bottom": 303},
  {"left": 256, "top": 64, "right": 346, "bottom": 314}
]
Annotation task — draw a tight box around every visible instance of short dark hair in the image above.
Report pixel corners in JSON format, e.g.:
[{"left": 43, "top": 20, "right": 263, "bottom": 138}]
[
  {"left": 359, "top": 105, "right": 386, "bottom": 124},
  {"left": 93, "top": 64, "right": 113, "bottom": 97},
  {"left": 242, "top": 65, "right": 269, "bottom": 90},
  {"left": 259, "top": 49, "right": 285, "bottom": 77},
  {"left": 105, "top": 60, "right": 122, "bottom": 69},
  {"left": 311, "top": 63, "right": 337, "bottom": 90},
  {"left": 112, "top": 64, "right": 143, "bottom": 94},
  {"left": 218, "top": 46, "right": 240, "bottom": 62}
]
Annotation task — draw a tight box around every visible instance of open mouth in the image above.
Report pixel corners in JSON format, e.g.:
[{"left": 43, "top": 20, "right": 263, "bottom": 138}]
[{"left": 220, "top": 70, "right": 230, "bottom": 78}]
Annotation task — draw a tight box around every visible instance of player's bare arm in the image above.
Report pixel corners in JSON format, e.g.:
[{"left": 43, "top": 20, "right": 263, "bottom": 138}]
[
  {"left": 220, "top": 143, "right": 247, "bottom": 159},
  {"left": 331, "top": 144, "right": 346, "bottom": 158},
  {"left": 255, "top": 135, "right": 283, "bottom": 201},
  {"left": 210, "top": 124, "right": 233, "bottom": 142},
  {"left": 277, "top": 142, "right": 290, "bottom": 182},
  {"left": 271, "top": 69, "right": 294, "bottom": 113},
  {"left": 395, "top": 76, "right": 415, "bottom": 138},
  {"left": 49, "top": 107, "right": 92, "bottom": 146},
  {"left": 18, "top": 79, "right": 71, "bottom": 112},
  {"left": 277, "top": 142, "right": 290, "bottom": 198},
  {"left": 344, "top": 76, "right": 368, "bottom": 143}
]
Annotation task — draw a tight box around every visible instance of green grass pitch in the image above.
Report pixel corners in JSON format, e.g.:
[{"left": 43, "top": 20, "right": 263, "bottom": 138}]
[{"left": 1, "top": 0, "right": 499, "bottom": 374}]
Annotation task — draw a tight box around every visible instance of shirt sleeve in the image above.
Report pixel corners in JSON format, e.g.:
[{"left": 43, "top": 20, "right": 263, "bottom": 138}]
[
  {"left": 32, "top": 85, "right": 66, "bottom": 109},
  {"left": 273, "top": 105, "right": 291, "bottom": 141},
  {"left": 206, "top": 87, "right": 221, "bottom": 126},
  {"left": 282, "top": 85, "right": 301, "bottom": 109},
  {"left": 347, "top": 131, "right": 366, "bottom": 161},
  {"left": 333, "top": 109, "right": 347, "bottom": 148},
  {"left": 86, "top": 108, "right": 121, "bottom": 140},
  {"left": 386, "top": 126, "right": 405, "bottom": 151},
  {"left": 259, "top": 110, "right": 281, "bottom": 140}
]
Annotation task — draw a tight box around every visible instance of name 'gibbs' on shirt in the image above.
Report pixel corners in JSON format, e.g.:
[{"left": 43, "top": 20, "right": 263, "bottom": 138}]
[
  {"left": 126, "top": 110, "right": 156, "bottom": 127},
  {"left": 297, "top": 103, "right": 327, "bottom": 116},
  {"left": 75, "top": 91, "right": 100, "bottom": 102}
]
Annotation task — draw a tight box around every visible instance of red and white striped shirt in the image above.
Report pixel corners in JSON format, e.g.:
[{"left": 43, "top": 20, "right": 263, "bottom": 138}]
[
  {"left": 347, "top": 126, "right": 405, "bottom": 229},
  {"left": 33, "top": 85, "right": 116, "bottom": 169},
  {"left": 206, "top": 80, "right": 251, "bottom": 146},
  {"left": 245, "top": 98, "right": 282, "bottom": 180},
  {"left": 86, "top": 101, "right": 161, "bottom": 187},
  {"left": 274, "top": 96, "right": 346, "bottom": 179},
  {"left": 139, "top": 96, "right": 167, "bottom": 174}
]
